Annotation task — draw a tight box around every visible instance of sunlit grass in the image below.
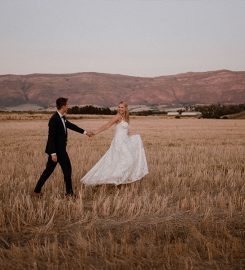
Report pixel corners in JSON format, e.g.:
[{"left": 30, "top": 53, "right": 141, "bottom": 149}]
[{"left": 0, "top": 117, "right": 244, "bottom": 269}]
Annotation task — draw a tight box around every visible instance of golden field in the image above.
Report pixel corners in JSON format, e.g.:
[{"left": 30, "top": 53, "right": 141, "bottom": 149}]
[{"left": 0, "top": 115, "right": 244, "bottom": 270}]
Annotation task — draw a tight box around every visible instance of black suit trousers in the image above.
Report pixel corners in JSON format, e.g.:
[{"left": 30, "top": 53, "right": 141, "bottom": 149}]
[{"left": 34, "top": 151, "right": 73, "bottom": 194}]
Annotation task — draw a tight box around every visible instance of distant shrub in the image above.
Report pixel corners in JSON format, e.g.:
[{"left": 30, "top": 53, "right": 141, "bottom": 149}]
[
  {"left": 193, "top": 104, "right": 245, "bottom": 119},
  {"left": 67, "top": 105, "right": 116, "bottom": 115}
]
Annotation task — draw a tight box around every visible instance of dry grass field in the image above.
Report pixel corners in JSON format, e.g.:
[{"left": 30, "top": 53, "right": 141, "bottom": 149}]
[{"left": 0, "top": 116, "right": 244, "bottom": 270}]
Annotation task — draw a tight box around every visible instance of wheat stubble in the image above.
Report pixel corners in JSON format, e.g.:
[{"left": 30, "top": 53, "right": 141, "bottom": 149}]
[{"left": 0, "top": 117, "right": 244, "bottom": 270}]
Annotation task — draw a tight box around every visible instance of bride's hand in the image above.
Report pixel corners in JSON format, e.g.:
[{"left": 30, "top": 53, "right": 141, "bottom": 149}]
[{"left": 86, "top": 131, "right": 95, "bottom": 137}]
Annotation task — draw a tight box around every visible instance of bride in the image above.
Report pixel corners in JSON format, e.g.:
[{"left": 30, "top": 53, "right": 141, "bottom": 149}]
[{"left": 80, "top": 101, "right": 149, "bottom": 186}]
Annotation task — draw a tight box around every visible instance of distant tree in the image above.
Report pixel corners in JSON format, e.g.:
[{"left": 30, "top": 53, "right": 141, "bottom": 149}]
[
  {"left": 193, "top": 104, "right": 245, "bottom": 118},
  {"left": 67, "top": 105, "right": 116, "bottom": 115}
]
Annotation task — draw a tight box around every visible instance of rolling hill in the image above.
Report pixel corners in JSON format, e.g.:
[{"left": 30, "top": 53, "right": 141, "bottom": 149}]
[{"left": 0, "top": 69, "right": 245, "bottom": 108}]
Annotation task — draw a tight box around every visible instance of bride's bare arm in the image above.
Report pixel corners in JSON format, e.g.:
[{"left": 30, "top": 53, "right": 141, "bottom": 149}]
[{"left": 94, "top": 115, "right": 121, "bottom": 135}]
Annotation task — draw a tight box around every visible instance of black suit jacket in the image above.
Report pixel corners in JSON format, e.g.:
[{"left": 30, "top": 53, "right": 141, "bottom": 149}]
[{"left": 45, "top": 112, "right": 85, "bottom": 155}]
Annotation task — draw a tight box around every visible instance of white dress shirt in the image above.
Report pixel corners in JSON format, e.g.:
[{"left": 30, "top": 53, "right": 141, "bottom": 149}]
[{"left": 57, "top": 111, "right": 67, "bottom": 133}]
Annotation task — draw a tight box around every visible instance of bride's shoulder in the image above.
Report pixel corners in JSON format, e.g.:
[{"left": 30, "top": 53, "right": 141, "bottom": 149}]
[{"left": 107, "top": 114, "right": 121, "bottom": 125}]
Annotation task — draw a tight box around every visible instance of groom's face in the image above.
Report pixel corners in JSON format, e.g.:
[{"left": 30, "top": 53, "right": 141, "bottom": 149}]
[
  {"left": 61, "top": 103, "right": 68, "bottom": 114},
  {"left": 64, "top": 103, "right": 68, "bottom": 113}
]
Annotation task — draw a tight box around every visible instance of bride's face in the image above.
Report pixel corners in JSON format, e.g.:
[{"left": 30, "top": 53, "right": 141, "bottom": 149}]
[{"left": 118, "top": 104, "right": 126, "bottom": 115}]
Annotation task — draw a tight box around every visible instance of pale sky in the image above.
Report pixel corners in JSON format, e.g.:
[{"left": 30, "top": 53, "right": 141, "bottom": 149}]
[{"left": 0, "top": 0, "right": 245, "bottom": 77}]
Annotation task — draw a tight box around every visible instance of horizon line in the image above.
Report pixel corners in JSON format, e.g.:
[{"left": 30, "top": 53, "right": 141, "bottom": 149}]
[{"left": 0, "top": 69, "right": 244, "bottom": 78}]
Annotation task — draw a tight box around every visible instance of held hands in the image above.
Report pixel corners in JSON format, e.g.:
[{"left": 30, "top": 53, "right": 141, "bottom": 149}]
[{"left": 86, "top": 131, "right": 95, "bottom": 138}]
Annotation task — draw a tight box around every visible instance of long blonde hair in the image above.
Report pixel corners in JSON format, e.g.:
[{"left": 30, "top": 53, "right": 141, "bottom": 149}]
[{"left": 118, "top": 101, "right": 130, "bottom": 123}]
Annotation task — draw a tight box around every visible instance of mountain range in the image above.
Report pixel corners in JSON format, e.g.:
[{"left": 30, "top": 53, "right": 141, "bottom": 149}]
[{"left": 0, "top": 69, "right": 245, "bottom": 109}]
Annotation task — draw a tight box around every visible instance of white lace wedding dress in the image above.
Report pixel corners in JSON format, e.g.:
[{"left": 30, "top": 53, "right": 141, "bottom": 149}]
[{"left": 80, "top": 120, "right": 148, "bottom": 185}]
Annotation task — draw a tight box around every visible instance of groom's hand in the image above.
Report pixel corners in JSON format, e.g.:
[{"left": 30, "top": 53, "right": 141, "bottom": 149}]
[
  {"left": 86, "top": 131, "right": 94, "bottom": 137},
  {"left": 51, "top": 154, "right": 57, "bottom": 162}
]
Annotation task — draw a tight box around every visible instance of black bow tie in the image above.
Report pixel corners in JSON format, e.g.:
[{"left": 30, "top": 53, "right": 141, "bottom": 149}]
[{"left": 61, "top": 115, "right": 66, "bottom": 120}]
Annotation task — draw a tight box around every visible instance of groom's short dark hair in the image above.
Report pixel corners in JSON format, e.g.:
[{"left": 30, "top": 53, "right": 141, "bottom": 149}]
[{"left": 56, "top": 97, "right": 68, "bottom": 109}]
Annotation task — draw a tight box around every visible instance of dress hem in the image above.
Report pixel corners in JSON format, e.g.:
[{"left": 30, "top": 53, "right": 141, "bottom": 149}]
[{"left": 80, "top": 171, "right": 149, "bottom": 186}]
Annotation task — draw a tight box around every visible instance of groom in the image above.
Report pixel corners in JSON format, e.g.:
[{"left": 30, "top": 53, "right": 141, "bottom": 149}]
[{"left": 33, "top": 97, "right": 93, "bottom": 197}]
